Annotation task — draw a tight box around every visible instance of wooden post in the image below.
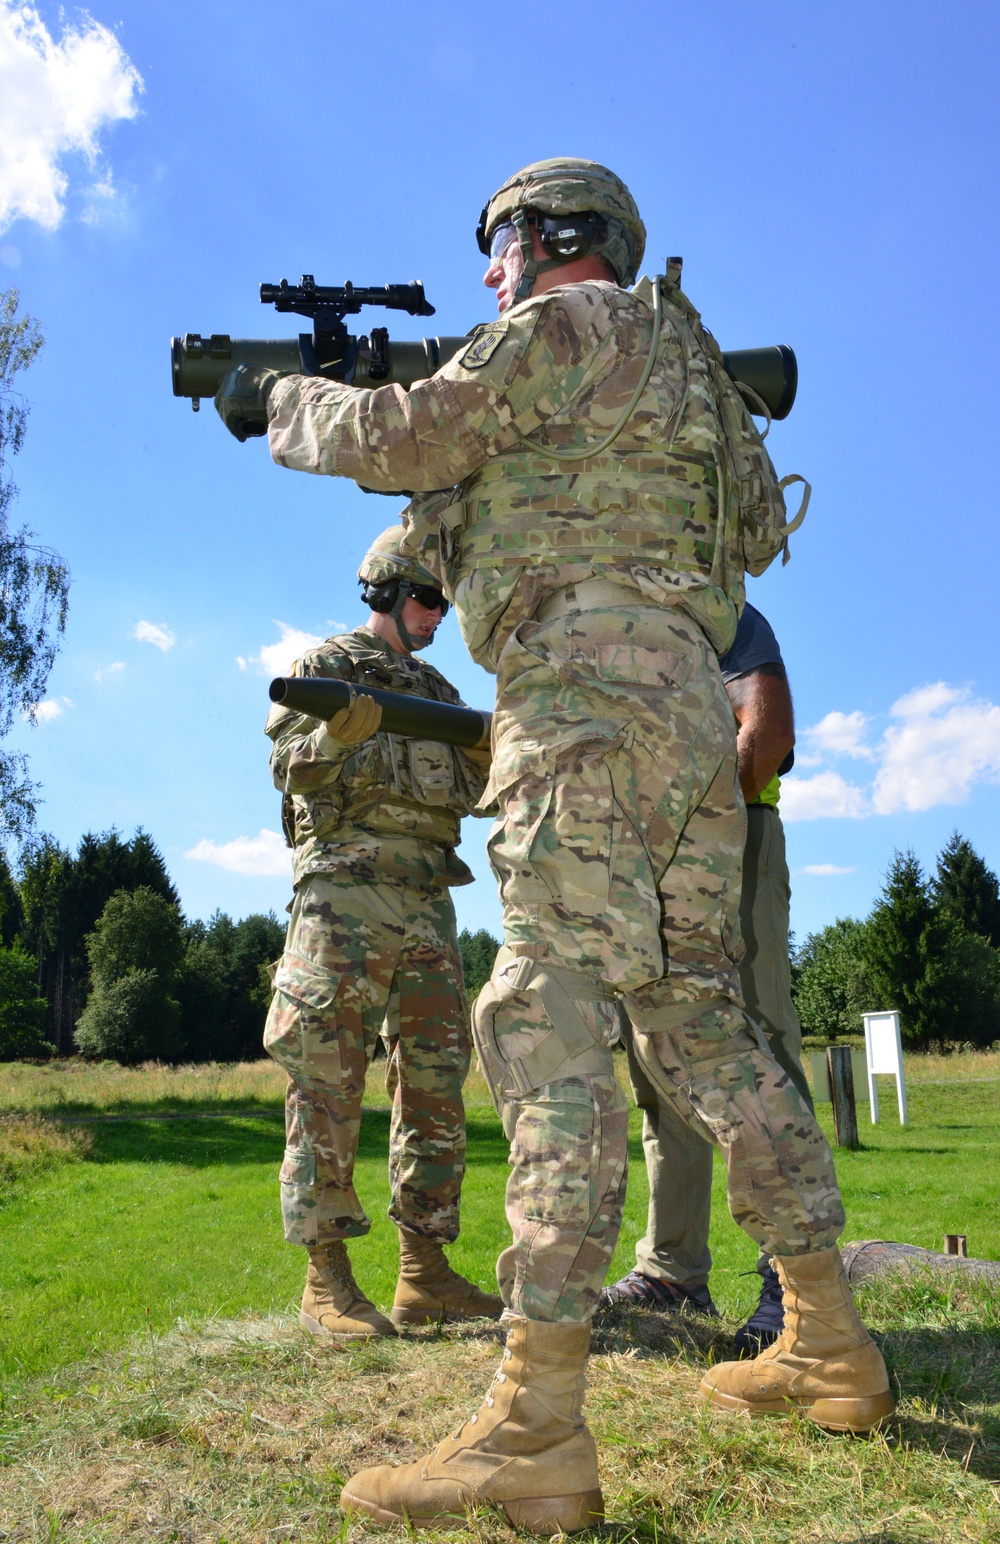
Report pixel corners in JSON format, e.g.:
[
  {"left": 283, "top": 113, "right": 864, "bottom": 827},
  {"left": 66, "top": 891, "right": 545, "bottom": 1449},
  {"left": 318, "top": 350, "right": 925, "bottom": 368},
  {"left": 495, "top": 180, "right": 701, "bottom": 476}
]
[
  {"left": 827, "top": 1045, "right": 859, "bottom": 1149},
  {"left": 943, "top": 1234, "right": 968, "bottom": 1257}
]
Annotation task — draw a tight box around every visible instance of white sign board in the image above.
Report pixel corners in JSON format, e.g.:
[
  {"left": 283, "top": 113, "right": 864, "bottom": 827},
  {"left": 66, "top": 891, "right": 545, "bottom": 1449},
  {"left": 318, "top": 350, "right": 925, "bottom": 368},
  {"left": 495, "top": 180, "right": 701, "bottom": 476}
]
[{"left": 863, "top": 1011, "right": 908, "bottom": 1124}]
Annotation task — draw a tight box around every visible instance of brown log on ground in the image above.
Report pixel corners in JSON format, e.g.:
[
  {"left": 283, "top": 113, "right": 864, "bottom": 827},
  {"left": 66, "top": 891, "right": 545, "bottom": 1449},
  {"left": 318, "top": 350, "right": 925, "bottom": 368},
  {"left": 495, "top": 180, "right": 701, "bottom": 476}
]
[{"left": 842, "top": 1240, "right": 1000, "bottom": 1286}]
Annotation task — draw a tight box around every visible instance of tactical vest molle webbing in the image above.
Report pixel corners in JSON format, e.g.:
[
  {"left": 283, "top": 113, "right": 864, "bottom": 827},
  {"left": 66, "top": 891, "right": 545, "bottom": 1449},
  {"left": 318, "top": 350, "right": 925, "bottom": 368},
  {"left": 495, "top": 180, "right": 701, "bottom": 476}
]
[
  {"left": 280, "top": 633, "right": 482, "bottom": 852},
  {"left": 457, "top": 275, "right": 803, "bottom": 591}
]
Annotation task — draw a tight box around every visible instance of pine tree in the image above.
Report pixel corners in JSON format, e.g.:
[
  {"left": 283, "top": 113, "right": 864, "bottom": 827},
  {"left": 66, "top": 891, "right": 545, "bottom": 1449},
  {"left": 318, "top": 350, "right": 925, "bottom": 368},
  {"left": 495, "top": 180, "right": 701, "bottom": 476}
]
[
  {"left": 865, "top": 848, "right": 1000, "bottom": 1049},
  {"left": 932, "top": 831, "right": 1000, "bottom": 949}
]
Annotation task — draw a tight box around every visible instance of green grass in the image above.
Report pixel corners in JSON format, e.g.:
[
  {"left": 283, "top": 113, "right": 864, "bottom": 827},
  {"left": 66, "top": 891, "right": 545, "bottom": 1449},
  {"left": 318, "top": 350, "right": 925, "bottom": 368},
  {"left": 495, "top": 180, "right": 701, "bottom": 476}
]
[
  {"left": 0, "top": 1053, "right": 997, "bottom": 1389},
  {"left": 0, "top": 1054, "right": 998, "bottom": 1542}
]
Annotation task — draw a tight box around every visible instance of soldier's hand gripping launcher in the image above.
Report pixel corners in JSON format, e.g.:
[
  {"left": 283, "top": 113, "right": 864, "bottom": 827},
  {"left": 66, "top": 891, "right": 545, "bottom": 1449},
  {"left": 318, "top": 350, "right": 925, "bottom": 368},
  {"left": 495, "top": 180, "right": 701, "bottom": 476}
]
[
  {"left": 172, "top": 276, "right": 799, "bottom": 420},
  {"left": 269, "top": 676, "right": 492, "bottom": 751}
]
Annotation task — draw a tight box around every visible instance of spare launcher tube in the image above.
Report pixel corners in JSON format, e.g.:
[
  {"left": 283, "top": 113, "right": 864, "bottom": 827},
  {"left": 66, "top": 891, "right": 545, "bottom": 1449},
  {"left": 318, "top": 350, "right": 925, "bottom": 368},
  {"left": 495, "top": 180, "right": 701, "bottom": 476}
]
[{"left": 269, "top": 676, "right": 492, "bottom": 750}]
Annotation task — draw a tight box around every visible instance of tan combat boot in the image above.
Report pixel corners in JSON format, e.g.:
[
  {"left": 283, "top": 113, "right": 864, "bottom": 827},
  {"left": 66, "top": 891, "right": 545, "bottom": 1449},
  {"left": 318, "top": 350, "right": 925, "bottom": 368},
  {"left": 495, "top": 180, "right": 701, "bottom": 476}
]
[
  {"left": 300, "top": 1240, "right": 396, "bottom": 1339},
  {"left": 391, "top": 1227, "right": 504, "bottom": 1326},
  {"left": 341, "top": 1316, "right": 603, "bottom": 1535},
  {"left": 700, "top": 1245, "right": 894, "bottom": 1432}
]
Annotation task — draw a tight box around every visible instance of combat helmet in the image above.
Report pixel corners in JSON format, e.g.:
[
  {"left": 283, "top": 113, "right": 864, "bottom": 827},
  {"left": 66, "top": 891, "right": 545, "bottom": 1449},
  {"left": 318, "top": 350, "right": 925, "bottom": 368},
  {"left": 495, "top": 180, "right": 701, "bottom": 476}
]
[
  {"left": 358, "top": 525, "right": 446, "bottom": 650},
  {"left": 477, "top": 157, "right": 646, "bottom": 304}
]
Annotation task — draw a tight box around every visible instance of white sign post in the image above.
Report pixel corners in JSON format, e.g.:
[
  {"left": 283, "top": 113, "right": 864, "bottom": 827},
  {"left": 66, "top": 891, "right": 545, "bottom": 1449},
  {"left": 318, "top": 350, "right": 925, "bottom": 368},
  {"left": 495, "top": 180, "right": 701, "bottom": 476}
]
[{"left": 863, "top": 1011, "right": 908, "bottom": 1125}]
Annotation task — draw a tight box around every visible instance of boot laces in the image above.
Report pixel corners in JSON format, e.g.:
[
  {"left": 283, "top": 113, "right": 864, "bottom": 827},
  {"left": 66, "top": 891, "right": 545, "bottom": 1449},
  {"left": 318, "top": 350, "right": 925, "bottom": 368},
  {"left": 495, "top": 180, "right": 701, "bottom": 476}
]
[{"left": 449, "top": 1348, "right": 512, "bottom": 1438}]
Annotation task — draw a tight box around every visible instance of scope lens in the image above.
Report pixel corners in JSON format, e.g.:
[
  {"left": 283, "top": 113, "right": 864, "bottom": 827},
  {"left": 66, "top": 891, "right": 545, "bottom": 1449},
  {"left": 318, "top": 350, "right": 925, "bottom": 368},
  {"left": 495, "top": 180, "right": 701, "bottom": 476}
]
[{"left": 488, "top": 222, "right": 519, "bottom": 262}]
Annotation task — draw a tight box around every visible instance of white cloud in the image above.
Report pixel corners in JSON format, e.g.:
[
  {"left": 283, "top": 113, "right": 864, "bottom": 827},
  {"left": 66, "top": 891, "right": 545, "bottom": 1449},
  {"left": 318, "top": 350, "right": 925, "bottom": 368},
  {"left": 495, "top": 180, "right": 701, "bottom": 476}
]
[
  {"left": 780, "top": 771, "right": 870, "bottom": 823},
  {"left": 93, "top": 660, "right": 124, "bottom": 682},
  {"left": 134, "top": 620, "right": 175, "bottom": 652},
  {"left": 185, "top": 829, "right": 290, "bottom": 877},
  {"left": 801, "top": 863, "right": 858, "bottom": 877},
  {"left": 0, "top": 2, "right": 142, "bottom": 234},
  {"left": 802, "top": 709, "right": 873, "bottom": 760},
  {"left": 237, "top": 621, "right": 333, "bottom": 677},
  {"left": 28, "top": 695, "right": 72, "bottom": 723},
  {"left": 872, "top": 683, "right": 1000, "bottom": 814}
]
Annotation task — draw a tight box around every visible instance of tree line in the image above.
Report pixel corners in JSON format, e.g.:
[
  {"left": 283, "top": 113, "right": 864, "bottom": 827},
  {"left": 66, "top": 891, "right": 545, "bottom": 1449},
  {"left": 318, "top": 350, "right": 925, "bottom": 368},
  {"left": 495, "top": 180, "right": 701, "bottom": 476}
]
[
  {"left": 792, "top": 833, "right": 1000, "bottom": 1051},
  {"left": 0, "top": 834, "right": 507, "bottom": 1066},
  {"left": 0, "top": 828, "right": 284, "bottom": 1063}
]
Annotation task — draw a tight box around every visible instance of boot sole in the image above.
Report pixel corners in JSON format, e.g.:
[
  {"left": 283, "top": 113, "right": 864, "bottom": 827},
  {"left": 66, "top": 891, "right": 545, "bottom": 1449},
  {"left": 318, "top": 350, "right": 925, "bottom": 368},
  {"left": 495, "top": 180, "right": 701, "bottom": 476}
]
[
  {"left": 390, "top": 1305, "right": 502, "bottom": 1326},
  {"left": 702, "top": 1382, "right": 895, "bottom": 1432},
  {"left": 342, "top": 1487, "right": 604, "bottom": 1536},
  {"left": 299, "top": 1309, "right": 395, "bottom": 1340}
]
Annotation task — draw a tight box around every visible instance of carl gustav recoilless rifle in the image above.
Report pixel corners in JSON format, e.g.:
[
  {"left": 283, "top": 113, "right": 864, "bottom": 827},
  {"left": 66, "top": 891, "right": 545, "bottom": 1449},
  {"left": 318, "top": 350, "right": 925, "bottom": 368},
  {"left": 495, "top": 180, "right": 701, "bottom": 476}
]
[
  {"left": 175, "top": 272, "right": 799, "bottom": 746},
  {"left": 171, "top": 271, "right": 799, "bottom": 421}
]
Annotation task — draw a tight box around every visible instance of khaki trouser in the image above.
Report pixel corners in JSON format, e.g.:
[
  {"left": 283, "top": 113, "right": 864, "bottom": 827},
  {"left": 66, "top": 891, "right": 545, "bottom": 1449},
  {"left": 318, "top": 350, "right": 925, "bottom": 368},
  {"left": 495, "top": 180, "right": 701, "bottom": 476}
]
[
  {"left": 472, "top": 606, "right": 844, "bottom": 1323},
  {"left": 264, "top": 873, "right": 470, "bottom": 1246},
  {"left": 624, "top": 804, "right": 815, "bottom": 1287}
]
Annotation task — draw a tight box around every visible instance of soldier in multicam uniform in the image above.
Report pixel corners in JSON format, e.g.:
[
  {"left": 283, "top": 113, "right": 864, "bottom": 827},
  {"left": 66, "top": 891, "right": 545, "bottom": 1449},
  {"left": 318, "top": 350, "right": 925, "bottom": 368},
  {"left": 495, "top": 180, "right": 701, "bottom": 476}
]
[
  {"left": 264, "top": 526, "right": 502, "bottom": 1338},
  {"left": 218, "top": 160, "right": 893, "bottom": 1534}
]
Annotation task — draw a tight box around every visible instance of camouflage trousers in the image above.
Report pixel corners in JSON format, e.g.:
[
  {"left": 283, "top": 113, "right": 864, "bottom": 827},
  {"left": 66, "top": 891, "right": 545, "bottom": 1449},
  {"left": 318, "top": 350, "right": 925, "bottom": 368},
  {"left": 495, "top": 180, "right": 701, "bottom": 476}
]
[
  {"left": 264, "top": 872, "right": 471, "bottom": 1247},
  {"left": 625, "top": 804, "right": 817, "bottom": 1289},
  {"left": 473, "top": 603, "right": 844, "bottom": 1322}
]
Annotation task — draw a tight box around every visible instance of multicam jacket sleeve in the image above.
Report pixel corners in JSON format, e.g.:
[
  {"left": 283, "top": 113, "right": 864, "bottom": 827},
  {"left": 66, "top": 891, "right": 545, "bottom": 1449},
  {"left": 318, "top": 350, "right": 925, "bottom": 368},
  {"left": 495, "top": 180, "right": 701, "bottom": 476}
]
[
  {"left": 266, "top": 284, "right": 629, "bottom": 491},
  {"left": 266, "top": 650, "right": 357, "bottom": 796}
]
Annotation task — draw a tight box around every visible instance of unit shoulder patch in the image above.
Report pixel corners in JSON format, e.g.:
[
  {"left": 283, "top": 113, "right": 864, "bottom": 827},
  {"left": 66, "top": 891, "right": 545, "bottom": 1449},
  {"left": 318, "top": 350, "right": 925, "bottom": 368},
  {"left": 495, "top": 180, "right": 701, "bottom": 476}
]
[{"left": 459, "top": 320, "right": 509, "bottom": 369}]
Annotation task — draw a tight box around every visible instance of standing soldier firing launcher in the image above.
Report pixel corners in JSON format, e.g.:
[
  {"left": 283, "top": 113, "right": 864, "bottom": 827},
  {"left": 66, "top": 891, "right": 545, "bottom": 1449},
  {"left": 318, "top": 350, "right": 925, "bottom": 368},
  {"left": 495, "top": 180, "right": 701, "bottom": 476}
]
[
  {"left": 264, "top": 528, "right": 501, "bottom": 1337},
  {"left": 218, "top": 160, "right": 893, "bottom": 1535}
]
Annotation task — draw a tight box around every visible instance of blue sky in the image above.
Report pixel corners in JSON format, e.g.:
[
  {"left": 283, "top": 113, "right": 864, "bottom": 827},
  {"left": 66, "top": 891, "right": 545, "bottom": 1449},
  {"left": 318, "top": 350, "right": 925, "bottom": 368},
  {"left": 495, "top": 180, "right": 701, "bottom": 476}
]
[{"left": 1, "top": 0, "right": 998, "bottom": 945}]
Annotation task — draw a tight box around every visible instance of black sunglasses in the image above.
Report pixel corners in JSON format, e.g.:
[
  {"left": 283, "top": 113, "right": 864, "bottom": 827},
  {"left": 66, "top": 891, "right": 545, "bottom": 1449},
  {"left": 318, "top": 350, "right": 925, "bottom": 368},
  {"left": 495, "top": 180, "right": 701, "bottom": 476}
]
[{"left": 407, "top": 582, "right": 449, "bottom": 616}]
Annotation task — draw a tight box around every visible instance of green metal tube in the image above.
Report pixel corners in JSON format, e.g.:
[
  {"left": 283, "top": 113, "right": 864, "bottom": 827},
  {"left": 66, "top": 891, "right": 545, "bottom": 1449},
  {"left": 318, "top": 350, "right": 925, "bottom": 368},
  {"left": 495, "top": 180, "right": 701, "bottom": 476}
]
[
  {"left": 171, "top": 333, "right": 468, "bottom": 402},
  {"left": 173, "top": 333, "right": 797, "bottom": 420},
  {"left": 269, "top": 676, "right": 492, "bottom": 750}
]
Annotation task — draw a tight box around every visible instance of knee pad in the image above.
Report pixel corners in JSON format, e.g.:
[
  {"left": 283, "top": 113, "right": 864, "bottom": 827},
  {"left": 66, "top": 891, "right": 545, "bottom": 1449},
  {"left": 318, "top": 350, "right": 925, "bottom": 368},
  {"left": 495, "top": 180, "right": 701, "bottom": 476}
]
[{"left": 472, "top": 947, "right": 615, "bottom": 1113}]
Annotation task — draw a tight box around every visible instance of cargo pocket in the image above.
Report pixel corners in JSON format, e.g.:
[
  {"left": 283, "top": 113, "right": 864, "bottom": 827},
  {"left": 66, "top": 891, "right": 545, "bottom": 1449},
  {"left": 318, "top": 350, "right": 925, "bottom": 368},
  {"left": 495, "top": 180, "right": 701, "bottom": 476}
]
[
  {"left": 278, "top": 1147, "right": 317, "bottom": 1245},
  {"left": 409, "top": 739, "right": 456, "bottom": 805},
  {"left": 264, "top": 952, "right": 343, "bottom": 1084},
  {"left": 486, "top": 748, "right": 558, "bottom": 910}
]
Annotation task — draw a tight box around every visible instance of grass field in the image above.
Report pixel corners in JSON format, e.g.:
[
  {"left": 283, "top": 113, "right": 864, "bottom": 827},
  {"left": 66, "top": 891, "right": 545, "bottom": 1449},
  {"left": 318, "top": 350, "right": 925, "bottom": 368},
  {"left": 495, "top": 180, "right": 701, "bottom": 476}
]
[{"left": 0, "top": 1052, "right": 998, "bottom": 1541}]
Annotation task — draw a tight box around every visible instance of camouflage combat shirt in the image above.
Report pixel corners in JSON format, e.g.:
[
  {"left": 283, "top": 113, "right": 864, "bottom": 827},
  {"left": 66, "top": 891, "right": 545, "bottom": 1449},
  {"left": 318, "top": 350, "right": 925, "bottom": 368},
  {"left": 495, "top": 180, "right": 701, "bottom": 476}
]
[
  {"left": 266, "top": 627, "right": 488, "bottom": 890},
  {"left": 267, "top": 277, "right": 757, "bottom": 671}
]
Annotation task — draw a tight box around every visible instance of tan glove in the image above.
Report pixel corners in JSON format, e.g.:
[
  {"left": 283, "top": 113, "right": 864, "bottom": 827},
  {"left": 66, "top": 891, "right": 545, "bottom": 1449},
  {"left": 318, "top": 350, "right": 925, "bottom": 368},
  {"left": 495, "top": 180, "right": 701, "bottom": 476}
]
[
  {"left": 462, "top": 741, "right": 493, "bottom": 769},
  {"left": 324, "top": 692, "right": 383, "bottom": 745}
]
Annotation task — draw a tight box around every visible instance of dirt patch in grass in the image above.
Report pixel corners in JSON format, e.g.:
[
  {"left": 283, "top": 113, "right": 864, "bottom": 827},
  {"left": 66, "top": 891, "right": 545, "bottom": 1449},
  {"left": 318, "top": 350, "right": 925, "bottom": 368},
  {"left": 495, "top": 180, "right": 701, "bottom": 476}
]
[{"left": 1, "top": 1278, "right": 997, "bottom": 1544}]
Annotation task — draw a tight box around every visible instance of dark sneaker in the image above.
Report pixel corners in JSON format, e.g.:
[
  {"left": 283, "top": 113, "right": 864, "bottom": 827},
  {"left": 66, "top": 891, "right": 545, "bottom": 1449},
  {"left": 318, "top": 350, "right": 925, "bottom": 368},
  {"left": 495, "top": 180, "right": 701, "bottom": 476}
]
[
  {"left": 601, "top": 1269, "right": 718, "bottom": 1316},
  {"left": 734, "top": 1263, "right": 785, "bottom": 1357}
]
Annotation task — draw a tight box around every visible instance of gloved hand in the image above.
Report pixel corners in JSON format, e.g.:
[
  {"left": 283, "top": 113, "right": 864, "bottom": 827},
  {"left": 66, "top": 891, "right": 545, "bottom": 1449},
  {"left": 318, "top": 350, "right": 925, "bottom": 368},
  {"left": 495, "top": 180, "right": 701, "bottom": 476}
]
[
  {"left": 214, "top": 364, "right": 289, "bottom": 442},
  {"left": 324, "top": 693, "right": 383, "bottom": 745},
  {"left": 463, "top": 740, "right": 493, "bottom": 769}
]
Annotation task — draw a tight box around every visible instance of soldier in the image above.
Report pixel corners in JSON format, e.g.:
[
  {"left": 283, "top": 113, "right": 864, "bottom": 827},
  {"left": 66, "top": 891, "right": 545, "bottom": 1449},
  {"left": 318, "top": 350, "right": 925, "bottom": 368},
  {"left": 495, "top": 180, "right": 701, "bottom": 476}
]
[
  {"left": 217, "top": 160, "right": 892, "bottom": 1535},
  {"left": 606, "top": 602, "right": 812, "bottom": 1357},
  {"left": 263, "top": 527, "right": 501, "bottom": 1338}
]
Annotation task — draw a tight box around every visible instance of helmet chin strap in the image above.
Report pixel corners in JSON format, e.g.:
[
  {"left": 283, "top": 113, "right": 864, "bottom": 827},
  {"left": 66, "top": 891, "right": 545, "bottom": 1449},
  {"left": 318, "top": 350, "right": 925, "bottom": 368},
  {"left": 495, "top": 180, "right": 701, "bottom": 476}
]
[
  {"left": 390, "top": 584, "right": 431, "bottom": 651},
  {"left": 511, "top": 210, "right": 565, "bottom": 302}
]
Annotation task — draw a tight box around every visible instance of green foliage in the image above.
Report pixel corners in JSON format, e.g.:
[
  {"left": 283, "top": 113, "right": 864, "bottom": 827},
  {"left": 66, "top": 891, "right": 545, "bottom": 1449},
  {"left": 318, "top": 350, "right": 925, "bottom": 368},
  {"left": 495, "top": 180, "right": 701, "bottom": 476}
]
[
  {"left": 73, "top": 889, "right": 185, "bottom": 1064},
  {"left": 0, "top": 941, "right": 51, "bottom": 1060},
  {"left": 85, "top": 886, "right": 185, "bottom": 985},
  {"left": 458, "top": 927, "right": 500, "bottom": 998},
  {"left": 795, "top": 842, "right": 1000, "bottom": 1051},
  {"left": 932, "top": 829, "right": 1000, "bottom": 948},
  {"left": 792, "top": 917, "right": 876, "bottom": 1040},
  {"left": 74, "top": 969, "right": 183, "bottom": 1065},
  {"left": 18, "top": 827, "right": 178, "bottom": 1051},
  {"left": 863, "top": 848, "right": 999, "bottom": 1050},
  {"left": 0, "top": 289, "right": 70, "bottom": 846},
  {"left": 177, "top": 910, "right": 286, "bottom": 1061}
]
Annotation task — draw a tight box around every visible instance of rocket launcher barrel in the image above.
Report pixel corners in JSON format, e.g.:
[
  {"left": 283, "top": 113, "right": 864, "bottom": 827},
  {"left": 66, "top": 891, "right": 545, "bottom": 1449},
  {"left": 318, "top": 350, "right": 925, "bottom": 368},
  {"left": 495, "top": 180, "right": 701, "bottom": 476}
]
[
  {"left": 269, "top": 676, "right": 492, "bottom": 750},
  {"left": 172, "top": 273, "right": 799, "bottom": 419},
  {"left": 174, "top": 333, "right": 797, "bottom": 419}
]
